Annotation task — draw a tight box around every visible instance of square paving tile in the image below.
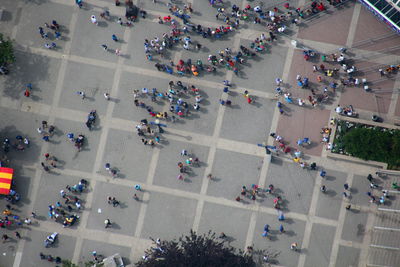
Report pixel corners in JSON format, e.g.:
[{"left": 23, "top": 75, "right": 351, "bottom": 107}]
[
  {"left": 15, "top": 1, "right": 73, "bottom": 51},
  {"left": 304, "top": 223, "right": 336, "bottom": 267},
  {"left": 87, "top": 181, "right": 141, "bottom": 235},
  {"left": 141, "top": 192, "right": 197, "bottom": 240},
  {"left": 191, "top": 0, "right": 242, "bottom": 22},
  {"left": 125, "top": 20, "right": 177, "bottom": 69},
  {"left": 113, "top": 71, "right": 170, "bottom": 122},
  {"left": 166, "top": 84, "right": 220, "bottom": 135},
  {"left": 153, "top": 139, "right": 209, "bottom": 193},
  {"left": 287, "top": 49, "right": 338, "bottom": 98},
  {"left": 341, "top": 209, "right": 368, "bottom": 243},
  {"left": 101, "top": 128, "right": 153, "bottom": 183},
  {"left": 0, "top": 50, "right": 61, "bottom": 103},
  {"left": 70, "top": 8, "right": 126, "bottom": 63},
  {"left": 9, "top": 167, "right": 36, "bottom": 209},
  {"left": 335, "top": 245, "right": 360, "bottom": 267},
  {"left": 252, "top": 212, "right": 306, "bottom": 267},
  {"left": 297, "top": 4, "right": 354, "bottom": 46},
  {"left": 177, "top": 33, "right": 238, "bottom": 83},
  {"left": 47, "top": 118, "right": 101, "bottom": 172},
  {"left": 339, "top": 60, "right": 394, "bottom": 114},
  {"left": 0, "top": 240, "right": 16, "bottom": 267},
  {"left": 59, "top": 61, "right": 115, "bottom": 116},
  {"left": 136, "top": 0, "right": 173, "bottom": 14},
  {"left": 0, "top": 0, "right": 20, "bottom": 37},
  {"left": 19, "top": 229, "right": 76, "bottom": 267},
  {"left": 276, "top": 106, "right": 331, "bottom": 156},
  {"left": 0, "top": 107, "right": 47, "bottom": 165},
  {"left": 220, "top": 96, "right": 275, "bottom": 144},
  {"left": 339, "top": 82, "right": 394, "bottom": 114},
  {"left": 32, "top": 173, "right": 88, "bottom": 223},
  {"left": 315, "top": 169, "right": 347, "bottom": 220},
  {"left": 231, "top": 40, "right": 288, "bottom": 94},
  {"left": 350, "top": 174, "right": 373, "bottom": 207},
  {"left": 114, "top": 71, "right": 220, "bottom": 135},
  {"left": 353, "top": 6, "right": 400, "bottom": 53},
  {"left": 207, "top": 149, "right": 264, "bottom": 201},
  {"left": 78, "top": 239, "right": 131, "bottom": 266},
  {"left": 395, "top": 94, "right": 400, "bottom": 117},
  {"left": 263, "top": 160, "right": 315, "bottom": 214},
  {"left": 198, "top": 202, "right": 252, "bottom": 249}
]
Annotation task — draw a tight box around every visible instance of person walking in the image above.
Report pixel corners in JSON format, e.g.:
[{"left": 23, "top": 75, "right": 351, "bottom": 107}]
[
  {"left": 77, "top": 91, "right": 86, "bottom": 99},
  {"left": 344, "top": 183, "right": 349, "bottom": 190},
  {"left": 76, "top": 0, "right": 83, "bottom": 8},
  {"left": 2, "top": 234, "right": 9, "bottom": 243},
  {"left": 55, "top": 31, "right": 61, "bottom": 40},
  {"left": 134, "top": 184, "right": 142, "bottom": 191},
  {"left": 41, "top": 162, "right": 50, "bottom": 172},
  {"left": 91, "top": 15, "right": 98, "bottom": 25},
  {"left": 15, "top": 231, "right": 21, "bottom": 239},
  {"left": 104, "top": 219, "right": 111, "bottom": 228},
  {"left": 105, "top": 163, "right": 111, "bottom": 172}
]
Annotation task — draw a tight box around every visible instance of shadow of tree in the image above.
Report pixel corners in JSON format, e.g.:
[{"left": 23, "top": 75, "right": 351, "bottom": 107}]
[
  {"left": 21, "top": 0, "right": 49, "bottom": 4},
  {"left": 0, "top": 125, "right": 41, "bottom": 165},
  {"left": 1, "top": 48, "right": 51, "bottom": 100}
]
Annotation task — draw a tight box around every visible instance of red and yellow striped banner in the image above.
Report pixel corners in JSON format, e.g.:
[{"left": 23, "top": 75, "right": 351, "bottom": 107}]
[{"left": 0, "top": 167, "right": 13, "bottom": 195}]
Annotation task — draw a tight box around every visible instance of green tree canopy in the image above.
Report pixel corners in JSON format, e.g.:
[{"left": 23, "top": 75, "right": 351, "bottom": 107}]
[
  {"left": 0, "top": 33, "right": 15, "bottom": 66},
  {"left": 135, "top": 230, "right": 256, "bottom": 267},
  {"left": 343, "top": 127, "right": 400, "bottom": 168}
]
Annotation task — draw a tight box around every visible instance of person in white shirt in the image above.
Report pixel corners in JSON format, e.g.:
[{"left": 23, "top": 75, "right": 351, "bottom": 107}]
[{"left": 90, "top": 15, "right": 98, "bottom": 25}]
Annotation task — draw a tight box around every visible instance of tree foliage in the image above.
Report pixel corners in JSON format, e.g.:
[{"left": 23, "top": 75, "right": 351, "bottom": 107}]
[
  {"left": 61, "top": 259, "right": 98, "bottom": 267},
  {"left": 0, "top": 33, "right": 15, "bottom": 65},
  {"left": 135, "top": 230, "right": 256, "bottom": 267},
  {"left": 343, "top": 127, "right": 400, "bottom": 168},
  {"left": 61, "top": 260, "right": 80, "bottom": 267}
]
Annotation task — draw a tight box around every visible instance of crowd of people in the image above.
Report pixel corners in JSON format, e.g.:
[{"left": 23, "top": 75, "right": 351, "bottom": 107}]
[{"left": 1, "top": 0, "right": 397, "bottom": 265}]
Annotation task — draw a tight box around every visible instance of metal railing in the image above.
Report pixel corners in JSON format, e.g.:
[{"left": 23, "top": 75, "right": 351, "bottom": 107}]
[
  {"left": 352, "top": 32, "right": 399, "bottom": 48},
  {"left": 353, "top": 45, "right": 400, "bottom": 60},
  {"left": 301, "top": 0, "right": 355, "bottom": 23}
]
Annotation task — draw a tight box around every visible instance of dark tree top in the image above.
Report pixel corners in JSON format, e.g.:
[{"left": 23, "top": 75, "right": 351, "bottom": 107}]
[{"left": 135, "top": 230, "right": 256, "bottom": 267}]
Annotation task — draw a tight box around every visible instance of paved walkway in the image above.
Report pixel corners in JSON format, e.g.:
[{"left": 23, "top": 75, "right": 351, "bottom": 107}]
[{"left": 0, "top": 0, "right": 399, "bottom": 266}]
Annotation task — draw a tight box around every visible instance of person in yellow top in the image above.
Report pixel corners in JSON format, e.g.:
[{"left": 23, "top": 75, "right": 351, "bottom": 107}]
[
  {"left": 293, "top": 157, "right": 300, "bottom": 163},
  {"left": 2, "top": 209, "right": 12, "bottom": 216}
]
